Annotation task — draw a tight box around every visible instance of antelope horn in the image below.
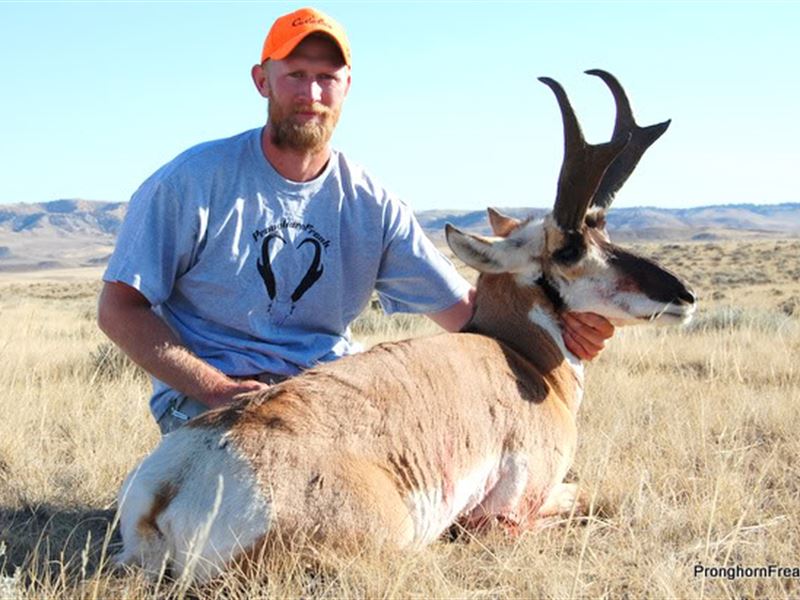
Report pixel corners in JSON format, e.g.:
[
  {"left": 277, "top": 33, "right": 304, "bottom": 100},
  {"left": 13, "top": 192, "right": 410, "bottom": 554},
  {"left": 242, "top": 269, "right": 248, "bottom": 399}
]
[
  {"left": 539, "top": 76, "right": 630, "bottom": 232},
  {"left": 586, "top": 69, "right": 671, "bottom": 209}
]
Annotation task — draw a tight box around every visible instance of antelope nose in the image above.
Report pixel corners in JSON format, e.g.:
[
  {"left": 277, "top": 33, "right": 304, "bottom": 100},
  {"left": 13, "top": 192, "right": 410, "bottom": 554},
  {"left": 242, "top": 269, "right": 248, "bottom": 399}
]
[{"left": 678, "top": 287, "right": 696, "bottom": 305}]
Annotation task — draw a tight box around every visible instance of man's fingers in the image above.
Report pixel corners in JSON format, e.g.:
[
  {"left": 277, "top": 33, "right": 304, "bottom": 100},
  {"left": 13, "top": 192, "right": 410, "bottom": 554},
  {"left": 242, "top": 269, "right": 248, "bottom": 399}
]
[
  {"left": 562, "top": 314, "right": 608, "bottom": 361},
  {"left": 564, "top": 312, "right": 615, "bottom": 342},
  {"left": 231, "top": 380, "right": 270, "bottom": 402},
  {"left": 563, "top": 328, "right": 592, "bottom": 360}
]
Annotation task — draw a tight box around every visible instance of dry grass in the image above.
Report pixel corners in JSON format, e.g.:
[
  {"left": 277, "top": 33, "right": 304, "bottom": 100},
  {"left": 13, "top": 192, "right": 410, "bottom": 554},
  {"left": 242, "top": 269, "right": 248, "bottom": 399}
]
[{"left": 0, "top": 238, "right": 798, "bottom": 598}]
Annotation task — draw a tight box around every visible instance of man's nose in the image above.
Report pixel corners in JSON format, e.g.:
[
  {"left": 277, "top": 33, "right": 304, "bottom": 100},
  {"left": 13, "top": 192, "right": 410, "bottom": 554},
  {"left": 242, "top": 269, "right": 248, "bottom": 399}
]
[
  {"left": 298, "top": 80, "right": 323, "bottom": 103},
  {"left": 310, "top": 80, "right": 323, "bottom": 102}
]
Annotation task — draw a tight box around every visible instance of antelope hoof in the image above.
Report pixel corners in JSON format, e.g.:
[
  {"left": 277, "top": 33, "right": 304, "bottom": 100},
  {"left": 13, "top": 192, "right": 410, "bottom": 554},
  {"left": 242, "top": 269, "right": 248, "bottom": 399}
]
[{"left": 538, "top": 482, "right": 589, "bottom": 519}]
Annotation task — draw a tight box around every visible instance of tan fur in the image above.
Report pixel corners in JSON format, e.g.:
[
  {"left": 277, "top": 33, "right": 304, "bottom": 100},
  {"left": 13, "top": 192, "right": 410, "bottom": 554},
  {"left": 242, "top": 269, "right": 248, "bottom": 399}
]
[
  {"left": 188, "top": 322, "right": 579, "bottom": 543},
  {"left": 467, "top": 273, "right": 580, "bottom": 412}
]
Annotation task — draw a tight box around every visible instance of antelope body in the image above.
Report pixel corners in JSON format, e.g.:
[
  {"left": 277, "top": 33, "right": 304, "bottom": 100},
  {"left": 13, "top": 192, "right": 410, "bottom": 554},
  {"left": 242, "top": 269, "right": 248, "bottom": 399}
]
[{"left": 115, "top": 70, "right": 696, "bottom": 584}]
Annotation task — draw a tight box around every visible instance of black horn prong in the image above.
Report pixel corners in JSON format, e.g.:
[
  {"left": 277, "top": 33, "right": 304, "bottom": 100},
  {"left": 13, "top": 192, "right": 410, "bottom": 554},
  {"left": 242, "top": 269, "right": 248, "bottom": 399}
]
[
  {"left": 585, "top": 69, "right": 671, "bottom": 209},
  {"left": 538, "top": 76, "right": 586, "bottom": 152},
  {"left": 585, "top": 69, "right": 635, "bottom": 140},
  {"left": 540, "top": 76, "right": 630, "bottom": 232}
]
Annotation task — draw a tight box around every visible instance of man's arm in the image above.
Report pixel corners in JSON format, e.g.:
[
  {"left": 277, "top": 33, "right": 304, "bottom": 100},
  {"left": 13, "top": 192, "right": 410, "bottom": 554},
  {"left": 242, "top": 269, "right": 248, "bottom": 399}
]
[
  {"left": 426, "top": 287, "right": 614, "bottom": 361},
  {"left": 425, "top": 288, "right": 476, "bottom": 333},
  {"left": 97, "top": 281, "right": 267, "bottom": 409}
]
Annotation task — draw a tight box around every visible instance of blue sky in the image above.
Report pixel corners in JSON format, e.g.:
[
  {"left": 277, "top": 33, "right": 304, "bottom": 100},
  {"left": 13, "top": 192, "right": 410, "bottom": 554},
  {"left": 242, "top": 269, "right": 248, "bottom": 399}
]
[{"left": 1, "top": 1, "right": 797, "bottom": 211}]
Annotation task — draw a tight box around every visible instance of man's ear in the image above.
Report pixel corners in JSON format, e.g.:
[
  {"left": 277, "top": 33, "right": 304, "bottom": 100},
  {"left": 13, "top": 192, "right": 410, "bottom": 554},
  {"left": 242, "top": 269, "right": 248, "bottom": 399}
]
[
  {"left": 251, "top": 63, "right": 270, "bottom": 99},
  {"left": 343, "top": 68, "right": 352, "bottom": 98}
]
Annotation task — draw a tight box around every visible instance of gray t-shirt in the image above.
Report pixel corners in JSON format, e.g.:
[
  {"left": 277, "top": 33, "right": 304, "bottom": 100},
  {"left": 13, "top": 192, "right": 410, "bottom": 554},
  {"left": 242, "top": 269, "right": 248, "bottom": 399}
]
[{"left": 104, "top": 128, "right": 471, "bottom": 419}]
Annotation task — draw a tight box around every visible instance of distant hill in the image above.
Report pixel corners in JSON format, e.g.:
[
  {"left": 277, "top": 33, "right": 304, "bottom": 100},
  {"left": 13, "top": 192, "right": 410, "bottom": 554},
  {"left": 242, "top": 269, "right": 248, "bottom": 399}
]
[
  {"left": 0, "top": 199, "right": 127, "bottom": 236},
  {"left": 0, "top": 199, "right": 123, "bottom": 271},
  {"left": 0, "top": 199, "right": 798, "bottom": 271}
]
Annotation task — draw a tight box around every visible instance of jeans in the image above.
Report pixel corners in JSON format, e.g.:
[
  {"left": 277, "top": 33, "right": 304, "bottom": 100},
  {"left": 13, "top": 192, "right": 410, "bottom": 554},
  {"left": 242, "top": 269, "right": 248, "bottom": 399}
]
[{"left": 156, "top": 395, "right": 211, "bottom": 435}]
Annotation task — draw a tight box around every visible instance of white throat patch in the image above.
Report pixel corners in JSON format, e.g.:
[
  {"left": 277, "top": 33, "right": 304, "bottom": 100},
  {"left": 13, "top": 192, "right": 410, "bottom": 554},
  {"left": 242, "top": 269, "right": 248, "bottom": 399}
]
[{"left": 527, "top": 305, "right": 584, "bottom": 379}]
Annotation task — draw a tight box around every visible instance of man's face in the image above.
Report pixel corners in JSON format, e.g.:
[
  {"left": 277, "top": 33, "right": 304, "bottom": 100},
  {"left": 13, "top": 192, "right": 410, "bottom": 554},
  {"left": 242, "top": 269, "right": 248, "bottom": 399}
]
[{"left": 258, "top": 34, "right": 351, "bottom": 152}]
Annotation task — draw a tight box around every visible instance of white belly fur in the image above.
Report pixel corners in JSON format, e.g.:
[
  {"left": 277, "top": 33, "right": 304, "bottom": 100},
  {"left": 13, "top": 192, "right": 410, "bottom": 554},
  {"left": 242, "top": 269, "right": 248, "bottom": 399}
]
[{"left": 406, "top": 452, "right": 530, "bottom": 544}]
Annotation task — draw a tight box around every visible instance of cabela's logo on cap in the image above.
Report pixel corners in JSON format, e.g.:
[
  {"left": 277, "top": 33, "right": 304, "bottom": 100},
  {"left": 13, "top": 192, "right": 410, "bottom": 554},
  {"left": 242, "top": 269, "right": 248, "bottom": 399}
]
[{"left": 292, "top": 15, "right": 332, "bottom": 30}]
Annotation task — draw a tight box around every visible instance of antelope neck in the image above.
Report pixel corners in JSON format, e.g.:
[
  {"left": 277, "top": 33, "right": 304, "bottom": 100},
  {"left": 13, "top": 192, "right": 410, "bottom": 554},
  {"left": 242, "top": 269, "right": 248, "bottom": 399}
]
[{"left": 464, "top": 274, "right": 568, "bottom": 375}]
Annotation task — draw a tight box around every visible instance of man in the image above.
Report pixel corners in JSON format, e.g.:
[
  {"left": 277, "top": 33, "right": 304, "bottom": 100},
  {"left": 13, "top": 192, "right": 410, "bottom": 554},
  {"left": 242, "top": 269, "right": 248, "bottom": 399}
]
[{"left": 98, "top": 7, "right": 613, "bottom": 434}]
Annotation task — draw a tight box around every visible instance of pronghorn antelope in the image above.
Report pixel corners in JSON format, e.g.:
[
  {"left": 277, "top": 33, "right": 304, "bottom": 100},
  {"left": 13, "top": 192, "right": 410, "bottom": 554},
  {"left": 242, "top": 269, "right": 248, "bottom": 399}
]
[{"left": 115, "top": 69, "right": 696, "bottom": 583}]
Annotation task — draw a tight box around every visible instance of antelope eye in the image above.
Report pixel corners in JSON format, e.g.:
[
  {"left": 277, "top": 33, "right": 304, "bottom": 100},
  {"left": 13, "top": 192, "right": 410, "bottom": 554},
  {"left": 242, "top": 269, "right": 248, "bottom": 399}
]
[{"left": 553, "top": 238, "right": 586, "bottom": 265}]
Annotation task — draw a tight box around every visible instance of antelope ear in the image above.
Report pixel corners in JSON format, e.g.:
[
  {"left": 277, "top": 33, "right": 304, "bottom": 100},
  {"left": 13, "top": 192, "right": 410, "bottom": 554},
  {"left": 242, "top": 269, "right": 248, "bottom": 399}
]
[
  {"left": 487, "top": 207, "right": 521, "bottom": 238},
  {"left": 445, "top": 224, "right": 533, "bottom": 274}
]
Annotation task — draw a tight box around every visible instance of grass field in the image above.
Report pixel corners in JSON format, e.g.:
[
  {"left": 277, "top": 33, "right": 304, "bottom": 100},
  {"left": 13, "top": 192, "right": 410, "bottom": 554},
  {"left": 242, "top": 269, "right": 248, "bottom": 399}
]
[{"left": 0, "top": 238, "right": 798, "bottom": 598}]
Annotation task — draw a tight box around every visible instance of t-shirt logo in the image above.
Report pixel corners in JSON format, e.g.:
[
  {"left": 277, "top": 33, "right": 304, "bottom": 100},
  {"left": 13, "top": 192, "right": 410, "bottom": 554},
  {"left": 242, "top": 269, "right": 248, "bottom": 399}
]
[{"left": 256, "top": 232, "right": 324, "bottom": 325}]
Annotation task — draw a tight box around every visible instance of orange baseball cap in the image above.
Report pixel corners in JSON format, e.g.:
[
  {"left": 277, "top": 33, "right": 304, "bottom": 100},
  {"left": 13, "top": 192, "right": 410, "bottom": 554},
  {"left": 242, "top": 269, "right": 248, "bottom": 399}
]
[{"left": 260, "top": 7, "right": 351, "bottom": 66}]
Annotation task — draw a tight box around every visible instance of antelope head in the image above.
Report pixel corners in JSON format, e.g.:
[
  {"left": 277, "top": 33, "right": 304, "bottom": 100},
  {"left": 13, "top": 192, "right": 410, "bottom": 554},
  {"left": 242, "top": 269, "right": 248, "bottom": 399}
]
[{"left": 447, "top": 69, "right": 696, "bottom": 327}]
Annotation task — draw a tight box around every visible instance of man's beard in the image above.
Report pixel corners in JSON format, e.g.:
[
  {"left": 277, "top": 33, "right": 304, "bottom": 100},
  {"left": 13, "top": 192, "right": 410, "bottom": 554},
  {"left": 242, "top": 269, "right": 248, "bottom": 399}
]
[{"left": 268, "top": 100, "right": 340, "bottom": 152}]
